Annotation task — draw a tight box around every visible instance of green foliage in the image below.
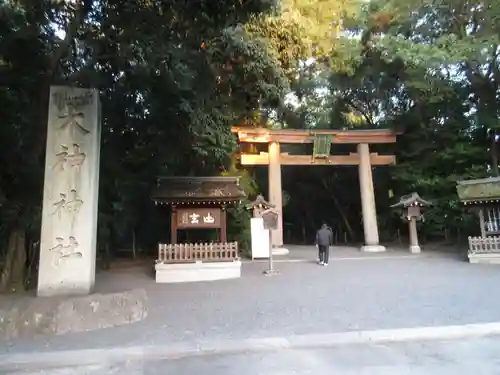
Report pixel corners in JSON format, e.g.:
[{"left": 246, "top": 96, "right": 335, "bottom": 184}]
[
  {"left": 0, "top": 0, "right": 296, "bottom": 287},
  {"left": 266, "top": 0, "right": 499, "bottom": 244},
  {"left": 280, "top": 0, "right": 363, "bottom": 57},
  {"left": 244, "top": 13, "right": 308, "bottom": 78}
]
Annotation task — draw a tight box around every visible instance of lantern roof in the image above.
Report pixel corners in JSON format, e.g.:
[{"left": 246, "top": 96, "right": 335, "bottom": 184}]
[
  {"left": 390, "top": 192, "right": 432, "bottom": 208},
  {"left": 246, "top": 194, "right": 275, "bottom": 210}
]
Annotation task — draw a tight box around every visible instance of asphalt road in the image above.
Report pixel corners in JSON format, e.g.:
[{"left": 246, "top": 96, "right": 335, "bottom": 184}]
[
  {"left": 3, "top": 248, "right": 500, "bottom": 375},
  {"left": 3, "top": 252, "right": 500, "bottom": 355}
]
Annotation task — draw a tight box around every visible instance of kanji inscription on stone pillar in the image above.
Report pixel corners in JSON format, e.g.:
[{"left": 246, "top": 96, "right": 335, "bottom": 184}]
[{"left": 38, "top": 86, "right": 101, "bottom": 297}]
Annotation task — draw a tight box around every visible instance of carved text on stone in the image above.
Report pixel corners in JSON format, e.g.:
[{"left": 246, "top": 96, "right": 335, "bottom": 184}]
[
  {"left": 58, "top": 107, "right": 90, "bottom": 138},
  {"left": 65, "top": 189, "right": 83, "bottom": 215},
  {"left": 49, "top": 236, "right": 82, "bottom": 265},
  {"left": 52, "top": 144, "right": 86, "bottom": 193},
  {"left": 52, "top": 90, "right": 94, "bottom": 113},
  {"left": 52, "top": 144, "right": 86, "bottom": 170}
]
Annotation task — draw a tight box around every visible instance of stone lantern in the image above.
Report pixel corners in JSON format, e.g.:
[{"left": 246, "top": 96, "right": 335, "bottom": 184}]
[{"left": 390, "top": 192, "right": 432, "bottom": 253}]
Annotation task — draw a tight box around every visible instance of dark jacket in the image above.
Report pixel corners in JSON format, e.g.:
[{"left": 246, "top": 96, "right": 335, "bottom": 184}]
[{"left": 316, "top": 225, "right": 333, "bottom": 246}]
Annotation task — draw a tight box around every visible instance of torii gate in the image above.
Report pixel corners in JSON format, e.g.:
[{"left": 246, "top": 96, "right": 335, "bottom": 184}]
[{"left": 231, "top": 127, "right": 398, "bottom": 252}]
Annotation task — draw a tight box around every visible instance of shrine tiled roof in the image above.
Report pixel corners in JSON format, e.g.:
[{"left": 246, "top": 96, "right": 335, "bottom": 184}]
[
  {"left": 456, "top": 177, "right": 500, "bottom": 205},
  {"left": 151, "top": 176, "right": 246, "bottom": 205}
]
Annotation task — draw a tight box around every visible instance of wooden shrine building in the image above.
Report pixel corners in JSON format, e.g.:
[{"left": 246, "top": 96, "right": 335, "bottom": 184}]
[
  {"left": 457, "top": 176, "right": 500, "bottom": 264},
  {"left": 151, "top": 176, "right": 246, "bottom": 244},
  {"left": 151, "top": 176, "right": 245, "bottom": 282},
  {"left": 231, "top": 126, "right": 399, "bottom": 252}
]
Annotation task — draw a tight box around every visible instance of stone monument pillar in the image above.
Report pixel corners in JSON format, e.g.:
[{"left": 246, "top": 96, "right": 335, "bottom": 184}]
[
  {"left": 358, "top": 143, "right": 385, "bottom": 252},
  {"left": 37, "top": 86, "right": 101, "bottom": 297}
]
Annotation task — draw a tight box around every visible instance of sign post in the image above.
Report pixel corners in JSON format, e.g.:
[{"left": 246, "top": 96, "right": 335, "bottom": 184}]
[{"left": 261, "top": 209, "right": 279, "bottom": 276}]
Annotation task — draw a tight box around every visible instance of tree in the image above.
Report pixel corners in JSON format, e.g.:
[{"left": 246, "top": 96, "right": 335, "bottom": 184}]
[{"left": 0, "top": 0, "right": 298, "bottom": 291}]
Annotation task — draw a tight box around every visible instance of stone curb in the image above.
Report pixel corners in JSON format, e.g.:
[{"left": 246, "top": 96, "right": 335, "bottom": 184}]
[
  {"left": 3, "top": 322, "right": 500, "bottom": 371},
  {"left": 248, "top": 254, "right": 425, "bottom": 263}
]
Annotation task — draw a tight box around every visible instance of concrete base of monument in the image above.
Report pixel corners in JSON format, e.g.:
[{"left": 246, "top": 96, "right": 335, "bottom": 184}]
[
  {"left": 410, "top": 245, "right": 421, "bottom": 254},
  {"left": 468, "top": 253, "right": 500, "bottom": 264},
  {"left": 272, "top": 247, "right": 289, "bottom": 256},
  {"left": 37, "top": 283, "right": 94, "bottom": 297},
  {"left": 0, "top": 289, "right": 147, "bottom": 340},
  {"left": 360, "top": 245, "right": 386, "bottom": 252},
  {"left": 155, "top": 260, "right": 242, "bottom": 283}
]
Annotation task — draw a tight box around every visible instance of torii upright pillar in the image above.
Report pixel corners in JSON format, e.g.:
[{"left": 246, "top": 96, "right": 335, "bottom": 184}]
[
  {"left": 268, "top": 141, "right": 285, "bottom": 251},
  {"left": 358, "top": 143, "right": 385, "bottom": 252}
]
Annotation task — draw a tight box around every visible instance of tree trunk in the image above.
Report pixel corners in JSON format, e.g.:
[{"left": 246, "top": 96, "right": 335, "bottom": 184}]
[
  {"left": 302, "top": 204, "right": 315, "bottom": 243},
  {"left": 104, "top": 221, "right": 114, "bottom": 269},
  {"left": 103, "top": 242, "right": 111, "bottom": 270},
  {"left": 491, "top": 135, "right": 499, "bottom": 176},
  {"left": 34, "top": 0, "right": 93, "bottom": 160},
  {"left": 25, "top": 240, "right": 40, "bottom": 289},
  {"left": 0, "top": 229, "right": 27, "bottom": 293},
  {"left": 330, "top": 193, "right": 356, "bottom": 241},
  {"left": 301, "top": 219, "right": 307, "bottom": 244},
  {"left": 321, "top": 179, "right": 356, "bottom": 241},
  {"left": 132, "top": 229, "right": 137, "bottom": 260}
]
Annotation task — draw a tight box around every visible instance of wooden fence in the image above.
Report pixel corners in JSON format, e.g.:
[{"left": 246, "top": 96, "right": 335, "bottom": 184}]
[
  {"left": 157, "top": 242, "right": 239, "bottom": 263},
  {"left": 468, "top": 236, "right": 500, "bottom": 253}
]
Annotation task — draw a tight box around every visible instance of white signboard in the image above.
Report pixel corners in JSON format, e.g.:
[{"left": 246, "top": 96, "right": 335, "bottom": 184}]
[{"left": 251, "top": 217, "right": 270, "bottom": 259}]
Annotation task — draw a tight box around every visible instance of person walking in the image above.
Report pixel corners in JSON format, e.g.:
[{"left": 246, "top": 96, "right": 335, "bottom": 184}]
[{"left": 316, "top": 223, "right": 333, "bottom": 266}]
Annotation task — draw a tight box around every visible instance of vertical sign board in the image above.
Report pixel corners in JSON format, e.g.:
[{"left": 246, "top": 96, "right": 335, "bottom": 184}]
[
  {"left": 250, "top": 217, "right": 270, "bottom": 259},
  {"left": 261, "top": 209, "right": 279, "bottom": 275},
  {"left": 262, "top": 210, "right": 279, "bottom": 231},
  {"left": 38, "top": 86, "right": 101, "bottom": 296}
]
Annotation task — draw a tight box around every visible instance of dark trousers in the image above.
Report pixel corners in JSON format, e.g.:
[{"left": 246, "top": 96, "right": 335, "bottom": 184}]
[{"left": 318, "top": 245, "right": 329, "bottom": 263}]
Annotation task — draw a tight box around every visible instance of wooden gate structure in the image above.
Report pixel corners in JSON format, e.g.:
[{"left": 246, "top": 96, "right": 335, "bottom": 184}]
[{"left": 231, "top": 127, "right": 399, "bottom": 252}]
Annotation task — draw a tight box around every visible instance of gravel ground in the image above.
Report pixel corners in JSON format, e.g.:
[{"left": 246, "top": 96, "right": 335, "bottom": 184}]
[{"left": 1, "top": 247, "right": 499, "bottom": 356}]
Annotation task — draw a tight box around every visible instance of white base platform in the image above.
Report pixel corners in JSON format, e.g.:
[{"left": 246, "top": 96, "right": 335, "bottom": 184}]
[
  {"left": 468, "top": 253, "right": 500, "bottom": 264},
  {"left": 155, "top": 261, "right": 242, "bottom": 283},
  {"left": 410, "top": 245, "right": 421, "bottom": 254},
  {"left": 360, "top": 245, "right": 386, "bottom": 253},
  {"left": 252, "top": 247, "right": 290, "bottom": 259},
  {"left": 272, "top": 247, "right": 289, "bottom": 256}
]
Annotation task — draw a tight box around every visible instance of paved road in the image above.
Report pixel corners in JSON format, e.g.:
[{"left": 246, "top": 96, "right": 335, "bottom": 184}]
[
  {"left": 10, "top": 336, "right": 500, "bottom": 374},
  {"left": 3, "top": 252, "right": 500, "bottom": 354}
]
